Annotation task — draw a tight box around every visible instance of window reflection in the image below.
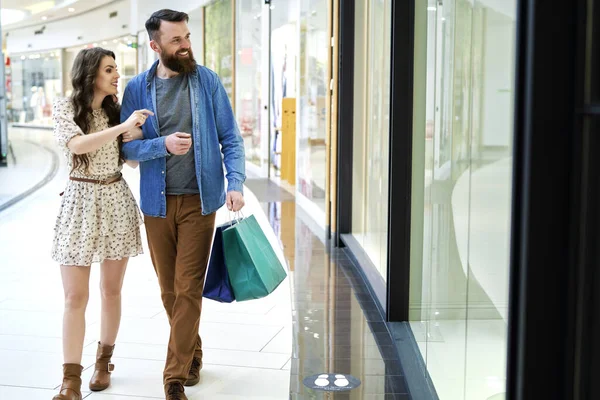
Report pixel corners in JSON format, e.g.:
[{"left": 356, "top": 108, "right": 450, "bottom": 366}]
[
  {"left": 410, "top": 1, "right": 516, "bottom": 399},
  {"left": 351, "top": 0, "right": 392, "bottom": 281}
]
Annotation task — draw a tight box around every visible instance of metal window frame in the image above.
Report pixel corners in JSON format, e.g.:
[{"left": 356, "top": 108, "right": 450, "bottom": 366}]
[
  {"left": 335, "top": 0, "right": 414, "bottom": 322},
  {"left": 505, "top": 0, "right": 600, "bottom": 399},
  {"left": 335, "top": 0, "right": 355, "bottom": 245},
  {"left": 385, "top": 0, "right": 415, "bottom": 322}
]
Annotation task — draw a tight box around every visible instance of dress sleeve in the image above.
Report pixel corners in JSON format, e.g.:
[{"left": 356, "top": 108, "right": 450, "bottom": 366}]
[{"left": 52, "top": 98, "right": 84, "bottom": 150}]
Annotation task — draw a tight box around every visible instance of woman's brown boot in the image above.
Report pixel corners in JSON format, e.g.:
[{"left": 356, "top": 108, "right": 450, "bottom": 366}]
[
  {"left": 89, "top": 342, "right": 115, "bottom": 391},
  {"left": 52, "top": 363, "right": 83, "bottom": 400}
]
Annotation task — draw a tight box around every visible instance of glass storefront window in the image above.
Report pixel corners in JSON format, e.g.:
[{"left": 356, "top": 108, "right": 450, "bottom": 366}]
[
  {"left": 351, "top": 0, "right": 392, "bottom": 281},
  {"left": 270, "top": 0, "right": 299, "bottom": 178},
  {"left": 236, "top": 0, "right": 263, "bottom": 167},
  {"left": 7, "top": 50, "right": 61, "bottom": 126},
  {"left": 409, "top": 0, "right": 516, "bottom": 399},
  {"left": 204, "top": 0, "right": 234, "bottom": 104},
  {"left": 298, "top": 0, "right": 328, "bottom": 211}
]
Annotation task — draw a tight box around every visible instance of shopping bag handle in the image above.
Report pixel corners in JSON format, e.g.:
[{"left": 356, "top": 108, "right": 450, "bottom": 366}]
[{"left": 228, "top": 210, "right": 245, "bottom": 226}]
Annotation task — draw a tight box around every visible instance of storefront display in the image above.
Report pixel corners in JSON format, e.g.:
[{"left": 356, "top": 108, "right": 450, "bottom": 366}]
[
  {"left": 298, "top": 0, "right": 329, "bottom": 213},
  {"left": 204, "top": 0, "right": 234, "bottom": 103},
  {"left": 409, "top": 1, "right": 517, "bottom": 399},
  {"left": 8, "top": 50, "right": 61, "bottom": 126},
  {"left": 235, "top": 0, "right": 263, "bottom": 167}
]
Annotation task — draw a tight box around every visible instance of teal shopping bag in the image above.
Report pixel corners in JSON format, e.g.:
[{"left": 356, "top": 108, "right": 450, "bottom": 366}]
[{"left": 222, "top": 215, "right": 287, "bottom": 301}]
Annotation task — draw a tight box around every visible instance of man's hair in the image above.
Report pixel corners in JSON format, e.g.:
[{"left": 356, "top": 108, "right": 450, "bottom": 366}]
[{"left": 145, "top": 9, "right": 189, "bottom": 41}]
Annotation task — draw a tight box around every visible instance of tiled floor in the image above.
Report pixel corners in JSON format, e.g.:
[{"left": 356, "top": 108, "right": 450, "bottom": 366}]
[{"left": 0, "top": 128, "right": 410, "bottom": 399}]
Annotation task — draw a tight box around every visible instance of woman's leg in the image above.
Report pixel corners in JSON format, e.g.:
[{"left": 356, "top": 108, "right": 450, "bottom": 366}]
[
  {"left": 60, "top": 265, "right": 91, "bottom": 364},
  {"left": 99, "top": 258, "right": 128, "bottom": 345}
]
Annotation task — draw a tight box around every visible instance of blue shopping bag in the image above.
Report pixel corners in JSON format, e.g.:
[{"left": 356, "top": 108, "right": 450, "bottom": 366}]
[{"left": 203, "top": 221, "right": 237, "bottom": 303}]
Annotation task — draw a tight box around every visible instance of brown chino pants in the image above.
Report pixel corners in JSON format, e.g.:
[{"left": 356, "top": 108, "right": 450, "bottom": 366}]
[{"left": 144, "top": 194, "right": 216, "bottom": 385}]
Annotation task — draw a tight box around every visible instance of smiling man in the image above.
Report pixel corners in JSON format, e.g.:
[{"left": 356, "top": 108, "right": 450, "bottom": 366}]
[{"left": 120, "top": 9, "right": 245, "bottom": 400}]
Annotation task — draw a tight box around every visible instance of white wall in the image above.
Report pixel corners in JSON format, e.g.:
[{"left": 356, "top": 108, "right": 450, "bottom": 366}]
[{"left": 6, "top": 0, "right": 212, "bottom": 54}]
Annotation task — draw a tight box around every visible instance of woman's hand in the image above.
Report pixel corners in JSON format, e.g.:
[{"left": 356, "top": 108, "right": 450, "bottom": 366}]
[
  {"left": 122, "top": 126, "right": 143, "bottom": 143},
  {"left": 125, "top": 109, "right": 154, "bottom": 130}
]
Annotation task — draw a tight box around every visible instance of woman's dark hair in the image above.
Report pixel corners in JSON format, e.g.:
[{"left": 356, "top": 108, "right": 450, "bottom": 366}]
[
  {"left": 145, "top": 9, "right": 189, "bottom": 42},
  {"left": 69, "top": 47, "right": 122, "bottom": 173}
]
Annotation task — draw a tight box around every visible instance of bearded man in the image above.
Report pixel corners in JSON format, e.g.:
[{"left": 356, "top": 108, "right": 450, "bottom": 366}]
[{"left": 120, "top": 9, "right": 246, "bottom": 400}]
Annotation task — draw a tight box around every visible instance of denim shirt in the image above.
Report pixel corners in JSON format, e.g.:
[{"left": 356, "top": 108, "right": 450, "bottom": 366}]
[{"left": 121, "top": 60, "right": 245, "bottom": 217}]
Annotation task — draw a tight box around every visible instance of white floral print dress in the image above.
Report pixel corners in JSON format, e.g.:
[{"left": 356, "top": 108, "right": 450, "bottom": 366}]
[{"left": 51, "top": 98, "right": 143, "bottom": 266}]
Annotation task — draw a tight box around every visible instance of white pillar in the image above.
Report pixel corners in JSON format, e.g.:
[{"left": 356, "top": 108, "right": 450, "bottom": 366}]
[{"left": 130, "top": 0, "right": 139, "bottom": 37}]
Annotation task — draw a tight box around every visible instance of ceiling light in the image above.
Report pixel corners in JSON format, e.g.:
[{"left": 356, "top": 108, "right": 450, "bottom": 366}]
[
  {"left": 42, "top": 16, "right": 48, "bottom": 20},
  {"left": 102, "top": 41, "right": 108, "bottom": 45},
  {"left": 68, "top": 8, "right": 75, "bottom": 12}
]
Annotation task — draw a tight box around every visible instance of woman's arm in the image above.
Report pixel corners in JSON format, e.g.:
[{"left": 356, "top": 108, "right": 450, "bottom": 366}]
[
  {"left": 67, "top": 122, "right": 132, "bottom": 155},
  {"left": 68, "top": 109, "right": 153, "bottom": 155}
]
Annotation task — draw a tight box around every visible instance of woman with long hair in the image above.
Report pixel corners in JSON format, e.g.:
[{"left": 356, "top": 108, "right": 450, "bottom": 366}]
[{"left": 51, "top": 47, "right": 151, "bottom": 400}]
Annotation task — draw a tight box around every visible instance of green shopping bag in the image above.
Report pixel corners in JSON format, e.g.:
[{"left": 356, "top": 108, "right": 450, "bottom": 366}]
[{"left": 222, "top": 214, "right": 287, "bottom": 301}]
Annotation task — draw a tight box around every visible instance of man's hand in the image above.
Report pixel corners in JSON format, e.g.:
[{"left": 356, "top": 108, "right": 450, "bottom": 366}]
[
  {"left": 165, "top": 132, "right": 192, "bottom": 155},
  {"left": 227, "top": 191, "right": 245, "bottom": 212}
]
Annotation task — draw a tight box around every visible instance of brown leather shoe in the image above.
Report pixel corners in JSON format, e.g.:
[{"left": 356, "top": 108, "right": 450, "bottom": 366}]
[
  {"left": 184, "top": 357, "right": 202, "bottom": 386},
  {"left": 52, "top": 363, "right": 83, "bottom": 400},
  {"left": 89, "top": 342, "right": 115, "bottom": 391},
  {"left": 165, "top": 382, "right": 188, "bottom": 399}
]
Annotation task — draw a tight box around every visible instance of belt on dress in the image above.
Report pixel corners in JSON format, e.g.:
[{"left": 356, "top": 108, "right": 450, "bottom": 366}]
[
  {"left": 69, "top": 173, "right": 122, "bottom": 185},
  {"left": 59, "top": 173, "right": 122, "bottom": 196}
]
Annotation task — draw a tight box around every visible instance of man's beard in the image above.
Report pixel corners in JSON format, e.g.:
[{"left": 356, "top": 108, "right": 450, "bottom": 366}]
[{"left": 161, "top": 48, "right": 197, "bottom": 74}]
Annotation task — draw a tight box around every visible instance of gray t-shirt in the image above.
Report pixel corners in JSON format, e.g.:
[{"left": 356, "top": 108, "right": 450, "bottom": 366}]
[{"left": 156, "top": 73, "right": 198, "bottom": 195}]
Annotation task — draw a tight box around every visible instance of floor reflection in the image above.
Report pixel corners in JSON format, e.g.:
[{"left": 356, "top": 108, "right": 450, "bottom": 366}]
[{"left": 263, "top": 200, "right": 410, "bottom": 399}]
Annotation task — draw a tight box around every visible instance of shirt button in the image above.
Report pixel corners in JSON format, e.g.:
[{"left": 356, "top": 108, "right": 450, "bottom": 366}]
[
  {"left": 161, "top": 191, "right": 164, "bottom": 195},
  {"left": 162, "top": 171, "right": 165, "bottom": 174}
]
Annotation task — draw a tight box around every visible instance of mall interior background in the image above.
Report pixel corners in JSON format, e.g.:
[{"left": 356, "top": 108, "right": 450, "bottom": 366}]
[{"left": 0, "top": 1, "right": 517, "bottom": 399}]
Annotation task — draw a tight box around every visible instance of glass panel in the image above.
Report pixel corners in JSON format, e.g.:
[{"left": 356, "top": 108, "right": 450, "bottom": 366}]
[
  {"left": 188, "top": 7, "right": 204, "bottom": 67},
  {"left": 270, "top": 0, "right": 299, "bottom": 177},
  {"left": 410, "top": 0, "right": 516, "bottom": 399},
  {"left": 351, "top": 0, "right": 368, "bottom": 251},
  {"left": 464, "top": 3, "right": 515, "bottom": 399},
  {"left": 298, "top": 0, "right": 328, "bottom": 212},
  {"left": 7, "top": 50, "right": 61, "bottom": 126},
  {"left": 236, "top": 0, "right": 263, "bottom": 166},
  {"left": 351, "top": 0, "right": 392, "bottom": 280},
  {"left": 204, "top": 0, "right": 234, "bottom": 103}
]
